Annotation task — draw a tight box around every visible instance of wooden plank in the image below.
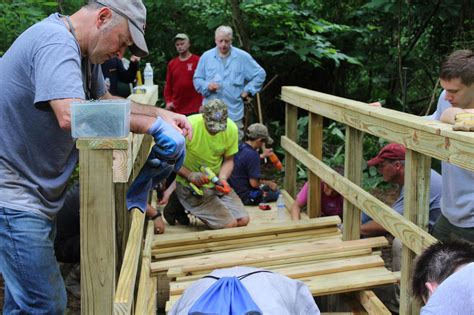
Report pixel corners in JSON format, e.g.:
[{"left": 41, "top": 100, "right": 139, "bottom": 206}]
[
  {"left": 153, "top": 216, "right": 341, "bottom": 248},
  {"left": 80, "top": 149, "right": 116, "bottom": 315},
  {"left": 147, "top": 277, "right": 157, "bottom": 315},
  {"left": 168, "top": 267, "right": 399, "bottom": 307},
  {"left": 281, "top": 86, "right": 474, "bottom": 171},
  {"left": 284, "top": 103, "right": 298, "bottom": 197},
  {"left": 281, "top": 136, "right": 437, "bottom": 255},
  {"left": 152, "top": 237, "right": 388, "bottom": 274},
  {"left": 169, "top": 255, "right": 385, "bottom": 295},
  {"left": 343, "top": 127, "right": 363, "bottom": 240},
  {"left": 135, "top": 222, "right": 155, "bottom": 315},
  {"left": 152, "top": 228, "right": 340, "bottom": 259},
  {"left": 113, "top": 210, "right": 145, "bottom": 314},
  {"left": 302, "top": 267, "right": 399, "bottom": 296},
  {"left": 357, "top": 290, "right": 391, "bottom": 315},
  {"left": 399, "top": 149, "right": 430, "bottom": 315},
  {"left": 308, "top": 112, "right": 323, "bottom": 218}
]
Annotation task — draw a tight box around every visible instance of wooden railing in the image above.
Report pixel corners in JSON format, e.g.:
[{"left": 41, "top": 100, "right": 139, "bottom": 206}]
[
  {"left": 281, "top": 86, "right": 474, "bottom": 315},
  {"left": 77, "top": 87, "right": 157, "bottom": 314}
]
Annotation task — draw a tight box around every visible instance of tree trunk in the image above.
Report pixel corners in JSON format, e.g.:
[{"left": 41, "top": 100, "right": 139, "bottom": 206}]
[{"left": 229, "top": 0, "right": 251, "bottom": 52}]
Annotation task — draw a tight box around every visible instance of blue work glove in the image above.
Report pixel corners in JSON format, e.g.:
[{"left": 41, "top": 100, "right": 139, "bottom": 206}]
[
  {"left": 126, "top": 148, "right": 174, "bottom": 212},
  {"left": 147, "top": 117, "right": 185, "bottom": 161}
]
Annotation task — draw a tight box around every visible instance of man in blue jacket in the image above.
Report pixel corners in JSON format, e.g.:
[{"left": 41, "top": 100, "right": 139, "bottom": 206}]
[{"left": 193, "top": 25, "right": 266, "bottom": 140}]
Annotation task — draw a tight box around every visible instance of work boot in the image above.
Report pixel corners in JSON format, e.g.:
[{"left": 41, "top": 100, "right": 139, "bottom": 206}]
[{"left": 163, "top": 192, "right": 189, "bottom": 226}]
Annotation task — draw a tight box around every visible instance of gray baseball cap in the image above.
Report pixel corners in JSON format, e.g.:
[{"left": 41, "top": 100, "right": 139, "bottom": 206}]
[
  {"left": 247, "top": 123, "right": 274, "bottom": 144},
  {"left": 96, "top": 0, "right": 149, "bottom": 57},
  {"left": 173, "top": 33, "right": 189, "bottom": 42}
]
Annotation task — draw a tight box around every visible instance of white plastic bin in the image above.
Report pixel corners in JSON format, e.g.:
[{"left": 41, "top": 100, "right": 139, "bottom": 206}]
[{"left": 71, "top": 99, "right": 131, "bottom": 138}]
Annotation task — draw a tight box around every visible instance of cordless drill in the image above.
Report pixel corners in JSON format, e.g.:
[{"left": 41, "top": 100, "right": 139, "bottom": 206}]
[{"left": 200, "top": 166, "right": 231, "bottom": 194}]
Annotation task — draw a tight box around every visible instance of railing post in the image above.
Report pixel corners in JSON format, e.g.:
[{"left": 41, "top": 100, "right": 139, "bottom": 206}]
[
  {"left": 284, "top": 103, "right": 298, "bottom": 197},
  {"left": 399, "top": 149, "right": 431, "bottom": 315},
  {"left": 343, "top": 127, "right": 363, "bottom": 240},
  {"left": 308, "top": 113, "right": 323, "bottom": 218},
  {"left": 78, "top": 145, "right": 116, "bottom": 314}
]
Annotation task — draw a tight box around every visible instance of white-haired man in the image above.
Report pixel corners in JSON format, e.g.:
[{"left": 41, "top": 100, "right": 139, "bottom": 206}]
[{"left": 193, "top": 25, "right": 266, "bottom": 139}]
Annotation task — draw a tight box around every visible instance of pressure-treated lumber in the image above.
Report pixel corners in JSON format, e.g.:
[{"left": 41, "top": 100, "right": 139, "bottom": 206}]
[
  {"left": 168, "top": 247, "right": 370, "bottom": 279},
  {"left": 343, "top": 127, "right": 363, "bottom": 241},
  {"left": 153, "top": 216, "right": 341, "bottom": 248},
  {"left": 152, "top": 237, "right": 388, "bottom": 274},
  {"left": 147, "top": 277, "right": 157, "bottom": 315},
  {"left": 281, "top": 136, "right": 437, "bottom": 255},
  {"left": 399, "top": 149, "right": 431, "bottom": 315},
  {"left": 168, "top": 255, "right": 386, "bottom": 295},
  {"left": 284, "top": 102, "right": 298, "bottom": 196},
  {"left": 135, "top": 222, "right": 155, "bottom": 315},
  {"left": 281, "top": 86, "right": 474, "bottom": 172},
  {"left": 308, "top": 112, "right": 323, "bottom": 218},
  {"left": 113, "top": 209, "right": 145, "bottom": 314},
  {"left": 357, "top": 290, "right": 391, "bottom": 315},
  {"left": 80, "top": 148, "right": 116, "bottom": 315},
  {"left": 152, "top": 226, "right": 340, "bottom": 256}
]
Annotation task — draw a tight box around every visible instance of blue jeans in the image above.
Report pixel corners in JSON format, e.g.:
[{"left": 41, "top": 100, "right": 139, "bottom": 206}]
[{"left": 0, "top": 207, "right": 66, "bottom": 314}]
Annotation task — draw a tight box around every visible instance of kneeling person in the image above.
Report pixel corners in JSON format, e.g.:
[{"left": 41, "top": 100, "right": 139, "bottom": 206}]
[{"left": 175, "top": 99, "right": 249, "bottom": 229}]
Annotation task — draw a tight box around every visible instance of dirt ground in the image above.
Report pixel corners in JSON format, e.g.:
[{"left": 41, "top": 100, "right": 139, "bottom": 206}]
[{"left": 0, "top": 186, "right": 400, "bottom": 313}]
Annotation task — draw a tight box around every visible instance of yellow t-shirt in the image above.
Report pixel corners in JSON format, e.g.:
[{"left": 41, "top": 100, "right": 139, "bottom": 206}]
[{"left": 176, "top": 114, "right": 238, "bottom": 188}]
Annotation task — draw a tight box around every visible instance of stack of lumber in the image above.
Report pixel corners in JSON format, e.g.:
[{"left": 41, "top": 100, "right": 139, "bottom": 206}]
[
  {"left": 151, "top": 216, "right": 342, "bottom": 260},
  {"left": 147, "top": 216, "right": 398, "bottom": 313}
]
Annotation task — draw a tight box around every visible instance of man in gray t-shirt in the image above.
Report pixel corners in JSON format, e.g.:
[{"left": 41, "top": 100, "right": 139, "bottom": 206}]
[
  {"left": 425, "top": 50, "right": 474, "bottom": 243},
  {"left": 0, "top": 1, "right": 191, "bottom": 313}
]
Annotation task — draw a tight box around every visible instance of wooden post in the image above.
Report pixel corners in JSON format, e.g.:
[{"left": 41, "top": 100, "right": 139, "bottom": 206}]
[
  {"left": 399, "top": 149, "right": 430, "bottom": 315},
  {"left": 343, "top": 127, "right": 363, "bottom": 241},
  {"left": 79, "top": 148, "right": 116, "bottom": 314},
  {"left": 308, "top": 113, "right": 323, "bottom": 218},
  {"left": 284, "top": 103, "right": 298, "bottom": 197}
]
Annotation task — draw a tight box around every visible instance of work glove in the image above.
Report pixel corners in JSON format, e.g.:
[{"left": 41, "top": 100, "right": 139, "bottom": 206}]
[
  {"left": 215, "top": 179, "right": 231, "bottom": 195},
  {"left": 147, "top": 117, "right": 185, "bottom": 161},
  {"left": 453, "top": 113, "right": 474, "bottom": 131},
  {"left": 126, "top": 148, "right": 174, "bottom": 212},
  {"left": 187, "top": 172, "right": 209, "bottom": 187}
]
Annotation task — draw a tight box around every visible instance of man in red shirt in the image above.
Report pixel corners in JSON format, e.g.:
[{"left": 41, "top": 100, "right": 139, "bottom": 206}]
[{"left": 164, "top": 33, "right": 203, "bottom": 115}]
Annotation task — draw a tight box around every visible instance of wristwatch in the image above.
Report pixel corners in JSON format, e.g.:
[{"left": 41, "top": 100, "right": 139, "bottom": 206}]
[{"left": 150, "top": 211, "right": 162, "bottom": 220}]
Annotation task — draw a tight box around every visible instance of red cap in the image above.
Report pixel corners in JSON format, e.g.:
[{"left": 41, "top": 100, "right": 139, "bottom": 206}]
[{"left": 367, "top": 143, "right": 406, "bottom": 167}]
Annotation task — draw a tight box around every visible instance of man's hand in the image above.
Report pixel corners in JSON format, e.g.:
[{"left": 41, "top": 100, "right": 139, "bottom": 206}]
[
  {"left": 165, "top": 102, "right": 175, "bottom": 111},
  {"left": 208, "top": 82, "right": 219, "bottom": 92},
  {"left": 261, "top": 147, "right": 273, "bottom": 159},
  {"left": 187, "top": 172, "right": 209, "bottom": 186},
  {"left": 156, "top": 108, "right": 193, "bottom": 141},
  {"left": 241, "top": 91, "right": 253, "bottom": 105},
  {"left": 130, "top": 55, "right": 141, "bottom": 63},
  {"left": 215, "top": 179, "right": 231, "bottom": 194},
  {"left": 154, "top": 216, "right": 165, "bottom": 234}
]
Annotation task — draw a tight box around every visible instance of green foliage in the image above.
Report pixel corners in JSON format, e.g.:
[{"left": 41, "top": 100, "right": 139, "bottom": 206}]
[{"left": 0, "top": 0, "right": 58, "bottom": 56}]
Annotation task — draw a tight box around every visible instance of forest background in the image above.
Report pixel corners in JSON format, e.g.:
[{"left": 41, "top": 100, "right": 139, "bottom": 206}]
[{"left": 1, "top": 0, "right": 472, "bottom": 188}]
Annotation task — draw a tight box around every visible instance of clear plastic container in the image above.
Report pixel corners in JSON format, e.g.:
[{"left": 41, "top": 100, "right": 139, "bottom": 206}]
[{"left": 71, "top": 99, "right": 131, "bottom": 138}]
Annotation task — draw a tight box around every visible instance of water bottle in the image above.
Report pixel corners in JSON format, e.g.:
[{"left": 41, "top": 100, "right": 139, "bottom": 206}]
[
  {"left": 144, "top": 62, "right": 154, "bottom": 86},
  {"left": 276, "top": 194, "right": 286, "bottom": 221}
]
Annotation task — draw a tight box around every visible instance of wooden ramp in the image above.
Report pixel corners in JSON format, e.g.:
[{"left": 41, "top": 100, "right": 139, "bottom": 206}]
[{"left": 142, "top": 204, "right": 398, "bottom": 314}]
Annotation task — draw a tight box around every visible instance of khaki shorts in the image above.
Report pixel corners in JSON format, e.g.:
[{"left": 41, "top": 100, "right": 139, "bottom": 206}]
[{"left": 176, "top": 183, "right": 248, "bottom": 229}]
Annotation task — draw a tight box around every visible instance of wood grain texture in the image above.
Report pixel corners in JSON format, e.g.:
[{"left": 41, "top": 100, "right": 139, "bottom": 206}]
[
  {"left": 135, "top": 222, "right": 155, "bottom": 315},
  {"left": 284, "top": 103, "right": 298, "bottom": 197},
  {"left": 80, "top": 149, "right": 116, "bottom": 315},
  {"left": 308, "top": 112, "right": 323, "bottom": 218},
  {"left": 281, "top": 136, "right": 437, "bottom": 255},
  {"left": 113, "top": 210, "right": 145, "bottom": 314}
]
